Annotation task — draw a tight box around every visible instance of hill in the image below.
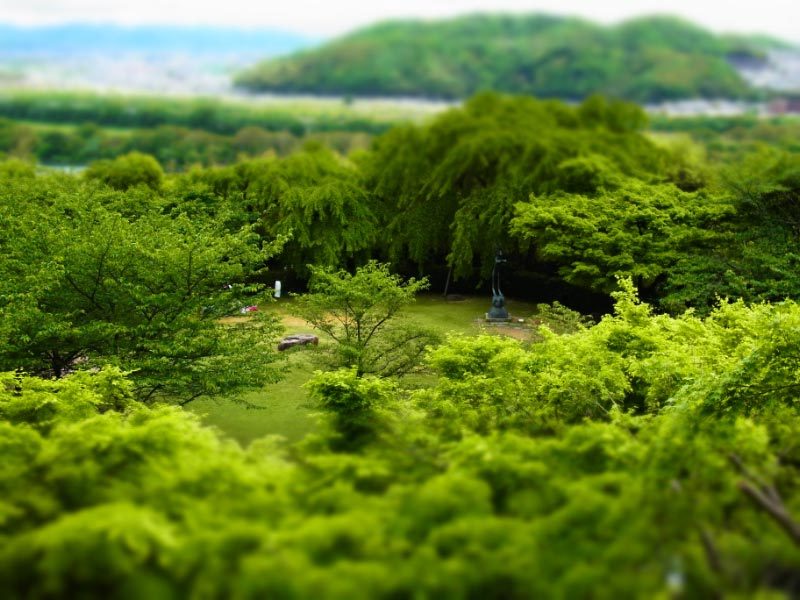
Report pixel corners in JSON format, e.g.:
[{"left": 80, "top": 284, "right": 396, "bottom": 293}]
[{"left": 235, "top": 14, "right": 777, "bottom": 102}]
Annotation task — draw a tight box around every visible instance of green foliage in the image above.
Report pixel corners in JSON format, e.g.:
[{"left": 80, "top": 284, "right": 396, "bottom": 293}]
[
  {"left": 5, "top": 78, "right": 800, "bottom": 599},
  {"left": 662, "top": 149, "right": 800, "bottom": 312},
  {"left": 237, "top": 14, "right": 757, "bottom": 102},
  {"left": 533, "top": 301, "right": 594, "bottom": 335},
  {"left": 650, "top": 114, "right": 800, "bottom": 162},
  {"left": 4, "top": 92, "right": 798, "bottom": 317},
  {"left": 175, "top": 146, "right": 376, "bottom": 276},
  {"left": 511, "top": 180, "right": 733, "bottom": 297},
  {"left": 294, "top": 262, "right": 439, "bottom": 377},
  {"left": 3, "top": 287, "right": 800, "bottom": 596},
  {"left": 0, "top": 171, "right": 284, "bottom": 403},
  {"left": 244, "top": 145, "right": 376, "bottom": 272},
  {"left": 306, "top": 368, "right": 396, "bottom": 448},
  {"left": 363, "top": 93, "right": 670, "bottom": 279},
  {"left": 84, "top": 151, "right": 164, "bottom": 190},
  {"left": 0, "top": 117, "right": 375, "bottom": 169},
  {"left": 0, "top": 91, "right": 398, "bottom": 136}
]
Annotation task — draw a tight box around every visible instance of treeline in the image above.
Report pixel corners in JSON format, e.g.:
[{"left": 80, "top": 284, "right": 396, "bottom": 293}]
[
  {"left": 650, "top": 114, "right": 800, "bottom": 159},
  {"left": 0, "top": 118, "right": 372, "bottom": 168},
  {"left": 5, "top": 92, "right": 800, "bottom": 316},
  {"left": 0, "top": 91, "right": 399, "bottom": 136},
  {"left": 3, "top": 287, "right": 800, "bottom": 596},
  {"left": 237, "top": 14, "right": 768, "bottom": 102}
]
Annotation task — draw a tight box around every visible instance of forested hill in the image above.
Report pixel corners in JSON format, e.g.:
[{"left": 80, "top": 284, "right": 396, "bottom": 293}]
[{"left": 235, "top": 14, "right": 782, "bottom": 102}]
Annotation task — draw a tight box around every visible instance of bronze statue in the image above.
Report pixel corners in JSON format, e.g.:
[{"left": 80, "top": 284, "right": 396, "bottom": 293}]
[{"left": 487, "top": 251, "right": 510, "bottom": 320}]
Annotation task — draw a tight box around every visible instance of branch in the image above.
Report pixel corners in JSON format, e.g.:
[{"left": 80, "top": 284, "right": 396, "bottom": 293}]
[
  {"left": 737, "top": 481, "right": 800, "bottom": 545},
  {"left": 64, "top": 273, "right": 107, "bottom": 313},
  {"left": 139, "top": 383, "right": 164, "bottom": 404},
  {"left": 730, "top": 454, "right": 800, "bottom": 545},
  {"left": 363, "top": 315, "right": 392, "bottom": 347},
  {"left": 90, "top": 241, "right": 113, "bottom": 304},
  {"left": 699, "top": 528, "right": 724, "bottom": 575},
  {"left": 178, "top": 392, "right": 205, "bottom": 407},
  {"left": 729, "top": 454, "right": 782, "bottom": 504}
]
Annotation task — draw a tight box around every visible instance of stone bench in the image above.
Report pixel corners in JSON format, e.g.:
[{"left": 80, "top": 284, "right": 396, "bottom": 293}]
[{"left": 277, "top": 334, "right": 319, "bottom": 351}]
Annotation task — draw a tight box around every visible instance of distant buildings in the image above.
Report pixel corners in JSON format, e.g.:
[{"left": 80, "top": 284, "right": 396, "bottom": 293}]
[{"left": 767, "top": 95, "right": 800, "bottom": 115}]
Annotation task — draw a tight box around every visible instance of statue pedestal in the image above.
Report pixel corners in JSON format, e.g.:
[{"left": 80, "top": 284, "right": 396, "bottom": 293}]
[
  {"left": 485, "top": 314, "right": 512, "bottom": 323},
  {"left": 487, "top": 293, "right": 510, "bottom": 322}
]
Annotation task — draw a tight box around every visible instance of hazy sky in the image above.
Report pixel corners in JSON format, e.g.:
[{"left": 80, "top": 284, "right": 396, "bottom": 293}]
[{"left": 2, "top": 0, "right": 799, "bottom": 42}]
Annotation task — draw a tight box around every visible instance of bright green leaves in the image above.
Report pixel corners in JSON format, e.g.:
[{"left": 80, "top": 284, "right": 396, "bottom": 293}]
[
  {"left": 512, "top": 180, "right": 733, "bottom": 299},
  {"left": 84, "top": 151, "right": 164, "bottom": 191},
  {"left": 3, "top": 289, "right": 800, "bottom": 596},
  {"left": 0, "top": 172, "right": 284, "bottom": 403},
  {"left": 294, "top": 262, "right": 438, "bottom": 378}
]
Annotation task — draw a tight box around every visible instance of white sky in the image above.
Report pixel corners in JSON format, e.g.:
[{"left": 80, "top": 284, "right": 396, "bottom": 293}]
[{"left": 2, "top": 0, "right": 799, "bottom": 42}]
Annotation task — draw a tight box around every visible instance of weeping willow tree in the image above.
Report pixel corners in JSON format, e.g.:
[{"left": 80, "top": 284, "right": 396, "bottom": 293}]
[
  {"left": 181, "top": 143, "right": 377, "bottom": 277},
  {"left": 361, "top": 93, "right": 676, "bottom": 281}
]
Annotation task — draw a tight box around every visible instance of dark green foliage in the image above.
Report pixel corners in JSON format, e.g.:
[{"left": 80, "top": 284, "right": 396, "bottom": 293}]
[
  {"left": 4, "top": 83, "right": 800, "bottom": 598},
  {"left": 0, "top": 115, "right": 375, "bottom": 170},
  {"left": 0, "top": 91, "right": 395, "bottom": 136},
  {"left": 183, "top": 145, "right": 377, "bottom": 273},
  {"left": 4, "top": 92, "right": 799, "bottom": 316},
  {"left": 650, "top": 114, "right": 800, "bottom": 162},
  {"left": 237, "top": 14, "right": 758, "bottom": 102},
  {"left": 662, "top": 150, "right": 800, "bottom": 312}
]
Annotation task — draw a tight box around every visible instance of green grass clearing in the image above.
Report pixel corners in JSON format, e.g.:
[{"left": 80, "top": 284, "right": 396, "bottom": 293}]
[{"left": 189, "top": 293, "right": 543, "bottom": 446}]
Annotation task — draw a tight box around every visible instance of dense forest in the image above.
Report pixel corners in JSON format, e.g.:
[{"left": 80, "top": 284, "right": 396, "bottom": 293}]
[
  {"left": 2, "top": 93, "right": 800, "bottom": 309},
  {"left": 236, "top": 14, "right": 782, "bottom": 101},
  {"left": 3, "top": 89, "right": 800, "bottom": 596}
]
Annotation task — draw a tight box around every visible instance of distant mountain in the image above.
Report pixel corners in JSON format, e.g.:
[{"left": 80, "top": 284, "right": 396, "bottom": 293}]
[
  {"left": 236, "top": 14, "right": 789, "bottom": 102},
  {"left": 0, "top": 24, "right": 314, "bottom": 56}
]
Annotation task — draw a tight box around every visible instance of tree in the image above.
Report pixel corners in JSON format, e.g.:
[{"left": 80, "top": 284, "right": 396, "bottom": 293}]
[
  {"left": 0, "top": 174, "right": 285, "bottom": 404},
  {"left": 510, "top": 180, "right": 732, "bottom": 300},
  {"left": 84, "top": 151, "right": 164, "bottom": 190},
  {"left": 661, "top": 149, "right": 800, "bottom": 312},
  {"left": 293, "top": 261, "right": 439, "bottom": 377},
  {"left": 306, "top": 367, "right": 396, "bottom": 448},
  {"left": 183, "top": 146, "right": 377, "bottom": 276},
  {"left": 362, "top": 93, "right": 671, "bottom": 280}
]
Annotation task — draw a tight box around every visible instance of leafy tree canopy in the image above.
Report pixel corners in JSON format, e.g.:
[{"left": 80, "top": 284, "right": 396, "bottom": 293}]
[
  {"left": 3, "top": 285, "right": 800, "bottom": 596},
  {"left": 362, "top": 93, "right": 675, "bottom": 279},
  {"left": 182, "top": 145, "right": 376, "bottom": 275},
  {"left": 293, "top": 261, "right": 439, "bottom": 377},
  {"left": 0, "top": 170, "right": 285, "bottom": 403},
  {"left": 84, "top": 151, "right": 164, "bottom": 190}
]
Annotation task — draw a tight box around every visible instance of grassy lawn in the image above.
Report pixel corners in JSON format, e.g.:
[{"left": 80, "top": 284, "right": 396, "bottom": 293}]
[
  {"left": 188, "top": 293, "right": 542, "bottom": 446},
  {"left": 188, "top": 357, "right": 321, "bottom": 446}
]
